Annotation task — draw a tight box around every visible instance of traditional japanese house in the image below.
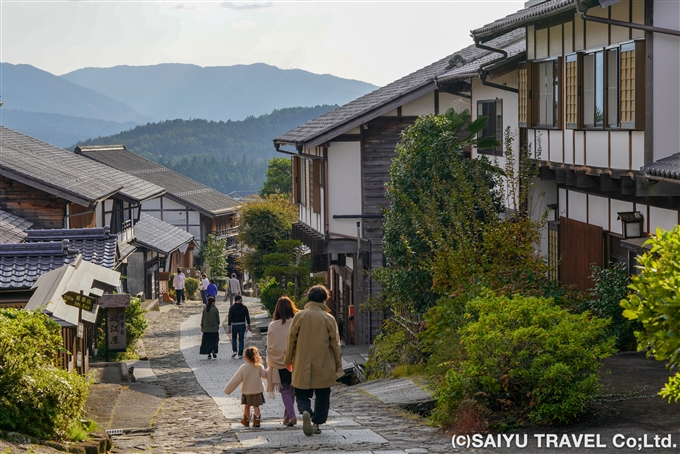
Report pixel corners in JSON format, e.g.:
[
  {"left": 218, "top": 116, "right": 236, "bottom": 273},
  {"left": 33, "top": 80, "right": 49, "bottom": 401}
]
[
  {"left": 273, "top": 32, "right": 525, "bottom": 345},
  {"left": 471, "top": 0, "right": 680, "bottom": 290}
]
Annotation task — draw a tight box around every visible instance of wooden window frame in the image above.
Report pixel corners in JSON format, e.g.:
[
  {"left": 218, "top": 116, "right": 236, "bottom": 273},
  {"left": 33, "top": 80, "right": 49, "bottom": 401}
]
[
  {"left": 531, "top": 57, "right": 562, "bottom": 130},
  {"left": 565, "top": 53, "right": 581, "bottom": 129},
  {"left": 477, "top": 98, "right": 503, "bottom": 156},
  {"left": 312, "top": 159, "right": 321, "bottom": 214}
]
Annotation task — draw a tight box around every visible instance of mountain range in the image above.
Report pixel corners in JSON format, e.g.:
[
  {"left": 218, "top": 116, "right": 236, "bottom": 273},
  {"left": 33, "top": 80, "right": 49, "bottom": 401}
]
[{"left": 0, "top": 62, "right": 377, "bottom": 147}]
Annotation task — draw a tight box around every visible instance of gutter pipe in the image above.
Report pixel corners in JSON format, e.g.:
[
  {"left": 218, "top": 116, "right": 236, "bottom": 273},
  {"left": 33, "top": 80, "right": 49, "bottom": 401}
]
[
  {"left": 576, "top": 2, "right": 680, "bottom": 37},
  {"left": 472, "top": 39, "right": 520, "bottom": 94}
]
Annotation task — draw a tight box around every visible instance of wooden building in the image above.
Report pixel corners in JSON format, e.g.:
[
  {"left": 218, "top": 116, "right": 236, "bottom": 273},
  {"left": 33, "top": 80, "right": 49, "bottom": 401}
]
[
  {"left": 470, "top": 0, "right": 680, "bottom": 290},
  {"left": 274, "top": 32, "right": 524, "bottom": 345},
  {"left": 76, "top": 145, "right": 240, "bottom": 269}
]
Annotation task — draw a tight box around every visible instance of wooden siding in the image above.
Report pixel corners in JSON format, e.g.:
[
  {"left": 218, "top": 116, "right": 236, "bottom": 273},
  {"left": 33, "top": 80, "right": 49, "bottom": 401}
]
[
  {"left": 0, "top": 176, "right": 65, "bottom": 228},
  {"left": 70, "top": 203, "right": 96, "bottom": 229},
  {"left": 559, "top": 216, "right": 603, "bottom": 291}
]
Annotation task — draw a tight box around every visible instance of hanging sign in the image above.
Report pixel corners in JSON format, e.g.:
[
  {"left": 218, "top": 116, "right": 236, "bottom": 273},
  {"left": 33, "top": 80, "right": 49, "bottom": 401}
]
[
  {"left": 99, "top": 294, "right": 131, "bottom": 308},
  {"left": 106, "top": 307, "right": 127, "bottom": 353},
  {"left": 62, "top": 291, "right": 95, "bottom": 311}
]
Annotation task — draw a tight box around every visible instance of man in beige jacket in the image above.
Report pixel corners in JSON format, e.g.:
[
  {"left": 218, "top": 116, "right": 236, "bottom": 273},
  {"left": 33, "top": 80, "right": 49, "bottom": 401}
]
[{"left": 284, "top": 284, "right": 342, "bottom": 436}]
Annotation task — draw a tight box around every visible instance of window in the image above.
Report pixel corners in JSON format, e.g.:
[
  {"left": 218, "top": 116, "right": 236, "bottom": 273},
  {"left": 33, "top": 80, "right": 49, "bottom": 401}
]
[
  {"left": 607, "top": 48, "right": 619, "bottom": 128},
  {"left": 583, "top": 51, "right": 604, "bottom": 128},
  {"left": 476, "top": 99, "right": 503, "bottom": 156},
  {"left": 534, "top": 59, "right": 560, "bottom": 128},
  {"left": 565, "top": 54, "right": 579, "bottom": 129}
]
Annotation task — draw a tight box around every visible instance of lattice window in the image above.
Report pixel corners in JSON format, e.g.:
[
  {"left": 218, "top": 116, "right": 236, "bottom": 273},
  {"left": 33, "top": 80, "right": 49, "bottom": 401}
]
[
  {"left": 519, "top": 67, "right": 528, "bottom": 125},
  {"left": 305, "top": 159, "right": 311, "bottom": 208},
  {"left": 620, "top": 49, "right": 636, "bottom": 124},
  {"left": 548, "top": 222, "right": 559, "bottom": 282},
  {"left": 565, "top": 57, "right": 578, "bottom": 128}
]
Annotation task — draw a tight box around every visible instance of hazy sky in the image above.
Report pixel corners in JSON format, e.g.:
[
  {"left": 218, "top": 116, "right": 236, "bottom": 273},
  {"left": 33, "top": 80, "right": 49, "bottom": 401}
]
[{"left": 1, "top": 1, "right": 526, "bottom": 86}]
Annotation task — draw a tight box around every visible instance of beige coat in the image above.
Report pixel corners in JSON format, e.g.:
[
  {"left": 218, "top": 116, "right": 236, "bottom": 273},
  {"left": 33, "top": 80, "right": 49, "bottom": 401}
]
[
  {"left": 283, "top": 302, "right": 342, "bottom": 389},
  {"left": 224, "top": 362, "right": 266, "bottom": 395}
]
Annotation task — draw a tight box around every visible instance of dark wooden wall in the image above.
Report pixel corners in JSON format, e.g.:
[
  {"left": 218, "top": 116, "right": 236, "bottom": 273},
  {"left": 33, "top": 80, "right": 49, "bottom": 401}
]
[
  {"left": 0, "top": 176, "right": 65, "bottom": 228},
  {"left": 559, "top": 216, "right": 603, "bottom": 291},
  {"left": 70, "top": 202, "right": 96, "bottom": 229}
]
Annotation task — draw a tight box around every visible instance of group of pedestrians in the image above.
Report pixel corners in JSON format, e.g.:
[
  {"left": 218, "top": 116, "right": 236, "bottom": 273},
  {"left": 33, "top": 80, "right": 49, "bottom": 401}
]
[{"left": 221, "top": 284, "right": 342, "bottom": 437}]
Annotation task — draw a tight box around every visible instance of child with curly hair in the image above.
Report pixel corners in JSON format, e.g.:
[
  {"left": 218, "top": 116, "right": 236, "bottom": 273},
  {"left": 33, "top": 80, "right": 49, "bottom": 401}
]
[{"left": 224, "top": 346, "right": 267, "bottom": 427}]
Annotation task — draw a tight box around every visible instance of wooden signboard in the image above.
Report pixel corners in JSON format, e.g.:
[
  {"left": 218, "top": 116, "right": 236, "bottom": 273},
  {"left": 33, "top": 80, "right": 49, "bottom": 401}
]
[
  {"left": 62, "top": 291, "right": 95, "bottom": 312},
  {"left": 106, "top": 307, "right": 127, "bottom": 353},
  {"left": 99, "top": 294, "right": 131, "bottom": 308}
]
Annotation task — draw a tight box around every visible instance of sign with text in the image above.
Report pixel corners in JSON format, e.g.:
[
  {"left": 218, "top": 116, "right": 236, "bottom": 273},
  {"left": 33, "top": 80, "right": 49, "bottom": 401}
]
[
  {"left": 62, "top": 291, "right": 95, "bottom": 312},
  {"left": 106, "top": 307, "right": 127, "bottom": 353},
  {"left": 99, "top": 294, "right": 131, "bottom": 308}
]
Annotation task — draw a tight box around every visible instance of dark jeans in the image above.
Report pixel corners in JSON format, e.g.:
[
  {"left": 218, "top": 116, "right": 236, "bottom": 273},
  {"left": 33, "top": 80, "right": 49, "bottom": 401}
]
[
  {"left": 175, "top": 289, "right": 184, "bottom": 304},
  {"left": 200, "top": 290, "right": 207, "bottom": 304},
  {"left": 295, "top": 387, "right": 331, "bottom": 425},
  {"left": 231, "top": 324, "right": 246, "bottom": 356}
]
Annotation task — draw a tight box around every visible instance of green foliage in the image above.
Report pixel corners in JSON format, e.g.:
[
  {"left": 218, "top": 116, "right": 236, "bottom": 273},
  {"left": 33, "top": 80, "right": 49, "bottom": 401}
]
[
  {"left": 432, "top": 293, "right": 615, "bottom": 428},
  {"left": 583, "top": 263, "right": 638, "bottom": 351},
  {"left": 660, "top": 373, "right": 680, "bottom": 403},
  {"left": 184, "top": 277, "right": 200, "bottom": 299},
  {"left": 95, "top": 296, "right": 148, "bottom": 360},
  {"left": 364, "top": 320, "right": 422, "bottom": 379},
  {"left": 622, "top": 226, "right": 680, "bottom": 400},
  {"left": 259, "top": 278, "right": 288, "bottom": 316},
  {"left": 0, "top": 309, "right": 91, "bottom": 440},
  {"left": 260, "top": 157, "right": 292, "bottom": 197},
  {"left": 199, "top": 234, "right": 227, "bottom": 277}
]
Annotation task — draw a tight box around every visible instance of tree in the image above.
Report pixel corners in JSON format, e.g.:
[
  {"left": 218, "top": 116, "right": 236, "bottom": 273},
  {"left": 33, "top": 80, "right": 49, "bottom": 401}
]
[
  {"left": 260, "top": 157, "right": 292, "bottom": 197},
  {"left": 622, "top": 226, "right": 680, "bottom": 402},
  {"left": 199, "top": 234, "right": 227, "bottom": 277}
]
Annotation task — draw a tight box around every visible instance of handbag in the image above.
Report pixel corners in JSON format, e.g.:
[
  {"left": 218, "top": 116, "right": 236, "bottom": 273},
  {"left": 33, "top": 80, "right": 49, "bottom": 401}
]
[{"left": 245, "top": 329, "right": 253, "bottom": 340}]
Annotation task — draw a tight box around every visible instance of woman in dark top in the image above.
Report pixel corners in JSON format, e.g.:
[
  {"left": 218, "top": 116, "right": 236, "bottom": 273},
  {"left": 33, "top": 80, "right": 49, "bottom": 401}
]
[{"left": 200, "top": 297, "right": 220, "bottom": 359}]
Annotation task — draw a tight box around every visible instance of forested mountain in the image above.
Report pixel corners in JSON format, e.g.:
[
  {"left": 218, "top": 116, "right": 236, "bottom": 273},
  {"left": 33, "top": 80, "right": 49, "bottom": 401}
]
[
  {"left": 62, "top": 63, "right": 377, "bottom": 122},
  {"left": 73, "top": 105, "right": 337, "bottom": 195}
]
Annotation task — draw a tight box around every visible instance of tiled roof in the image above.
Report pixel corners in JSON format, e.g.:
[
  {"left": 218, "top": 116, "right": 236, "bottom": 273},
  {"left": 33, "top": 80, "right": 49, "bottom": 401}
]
[
  {"left": 273, "top": 29, "right": 525, "bottom": 148},
  {"left": 0, "top": 127, "right": 165, "bottom": 204},
  {"left": 472, "top": 0, "right": 575, "bottom": 42},
  {"left": 132, "top": 213, "right": 194, "bottom": 254},
  {"left": 0, "top": 209, "right": 32, "bottom": 244},
  {"left": 0, "top": 241, "right": 77, "bottom": 290},
  {"left": 642, "top": 153, "right": 680, "bottom": 180},
  {"left": 438, "top": 34, "right": 526, "bottom": 80},
  {"left": 25, "top": 227, "right": 117, "bottom": 269},
  {"left": 76, "top": 146, "right": 239, "bottom": 217}
]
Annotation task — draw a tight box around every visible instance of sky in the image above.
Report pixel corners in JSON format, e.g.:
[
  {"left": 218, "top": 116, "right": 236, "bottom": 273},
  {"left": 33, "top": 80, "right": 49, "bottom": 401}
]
[{"left": 0, "top": 0, "right": 526, "bottom": 87}]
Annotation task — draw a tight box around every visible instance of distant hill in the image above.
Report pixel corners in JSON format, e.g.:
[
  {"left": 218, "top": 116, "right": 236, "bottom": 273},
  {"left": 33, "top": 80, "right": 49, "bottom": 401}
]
[
  {"left": 73, "top": 105, "right": 337, "bottom": 162},
  {"left": 62, "top": 63, "right": 378, "bottom": 122},
  {"left": 0, "top": 63, "right": 150, "bottom": 123},
  {"left": 1, "top": 109, "right": 139, "bottom": 148},
  {"left": 72, "top": 105, "right": 337, "bottom": 195}
]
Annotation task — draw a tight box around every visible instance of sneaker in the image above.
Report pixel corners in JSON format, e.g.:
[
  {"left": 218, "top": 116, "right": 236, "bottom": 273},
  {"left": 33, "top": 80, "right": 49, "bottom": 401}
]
[
  {"left": 312, "top": 423, "right": 321, "bottom": 434},
  {"left": 207, "top": 355, "right": 211, "bottom": 360},
  {"left": 238, "top": 355, "right": 243, "bottom": 360},
  {"left": 231, "top": 352, "right": 237, "bottom": 358},
  {"left": 253, "top": 415, "right": 261, "bottom": 428},
  {"left": 302, "top": 411, "right": 313, "bottom": 436}
]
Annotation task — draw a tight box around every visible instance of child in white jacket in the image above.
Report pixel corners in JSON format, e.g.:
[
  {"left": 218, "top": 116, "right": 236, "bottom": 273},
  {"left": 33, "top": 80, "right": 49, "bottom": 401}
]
[{"left": 224, "top": 346, "right": 267, "bottom": 427}]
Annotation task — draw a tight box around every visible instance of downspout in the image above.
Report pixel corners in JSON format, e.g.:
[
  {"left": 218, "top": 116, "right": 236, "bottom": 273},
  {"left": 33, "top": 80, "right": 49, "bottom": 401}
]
[
  {"left": 575, "top": 1, "right": 680, "bottom": 37},
  {"left": 473, "top": 39, "right": 520, "bottom": 94}
]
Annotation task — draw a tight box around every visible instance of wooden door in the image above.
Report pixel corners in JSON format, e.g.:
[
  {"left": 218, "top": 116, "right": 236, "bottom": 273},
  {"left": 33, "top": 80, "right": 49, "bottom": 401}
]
[{"left": 559, "top": 216, "right": 603, "bottom": 291}]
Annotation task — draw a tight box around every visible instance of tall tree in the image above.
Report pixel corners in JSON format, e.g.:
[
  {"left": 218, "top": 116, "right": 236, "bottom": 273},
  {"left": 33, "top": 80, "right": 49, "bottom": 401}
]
[{"left": 260, "top": 157, "right": 292, "bottom": 197}]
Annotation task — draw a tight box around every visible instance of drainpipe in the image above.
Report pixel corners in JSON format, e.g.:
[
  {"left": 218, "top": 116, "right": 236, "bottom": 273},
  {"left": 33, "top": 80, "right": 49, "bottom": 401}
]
[
  {"left": 575, "top": 2, "right": 680, "bottom": 37},
  {"left": 473, "top": 39, "right": 520, "bottom": 94}
]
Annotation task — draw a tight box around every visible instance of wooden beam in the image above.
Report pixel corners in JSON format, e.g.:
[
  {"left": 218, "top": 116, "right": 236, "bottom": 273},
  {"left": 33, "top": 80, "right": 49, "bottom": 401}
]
[
  {"left": 600, "top": 174, "right": 620, "bottom": 192},
  {"left": 540, "top": 166, "right": 556, "bottom": 181},
  {"left": 636, "top": 178, "right": 680, "bottom": 197},
  {"left": 322, "top": 239, "right": 360, "bottom": 255},
  {"left": 621, "top": 176, "right": 636, "bottom": 195},
  {"left": 555, "top": 168, "right": 567, "bottom": 184},
  {"left": 576, "top": 171, "right": 599, "bottom": 189},
  {"left": 565, "top": 169, "right": 577, "bottom": 186}
]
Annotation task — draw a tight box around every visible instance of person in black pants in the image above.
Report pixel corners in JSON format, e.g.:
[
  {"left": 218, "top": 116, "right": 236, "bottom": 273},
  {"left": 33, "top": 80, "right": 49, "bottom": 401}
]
[{"left": 227, "top": 295, "right": 251, "bottom": 359}]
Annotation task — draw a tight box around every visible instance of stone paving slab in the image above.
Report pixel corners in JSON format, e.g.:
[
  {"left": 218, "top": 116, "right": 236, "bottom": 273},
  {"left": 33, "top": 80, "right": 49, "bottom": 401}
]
[
  {"left": 356, "top": 379, "right": 432, "bottom": 404},
  {"left": 237, "top": 428, "right": 389, "bottom": 449}
]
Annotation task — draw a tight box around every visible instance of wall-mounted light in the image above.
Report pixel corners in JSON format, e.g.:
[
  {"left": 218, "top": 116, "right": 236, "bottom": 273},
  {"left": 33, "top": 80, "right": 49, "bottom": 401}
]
[{"left": 617, "top": 211, "right": 644, "bottom": 239}]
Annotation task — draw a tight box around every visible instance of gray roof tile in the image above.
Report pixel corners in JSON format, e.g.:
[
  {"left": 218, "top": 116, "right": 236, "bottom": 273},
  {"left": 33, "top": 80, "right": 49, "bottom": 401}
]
[
  {"left": 642, "top": 153, "right": 680, "bottom": 180},
  {"left": 0, "top": 242, "right": 77, "bottom": 290},
  {"left": 274, "top": 29, "right": 525, "bottom": 147},
  {"left": 132, "top": 213, "right": 194, "bottom": 254},
  {"left": 25, "top": 227, "right": 117, "bottom": 269},
  {"left": 76, "top": 146, "right": 239, "bottom": 216},
  {"left": 0, "top": 127, "right": 165, "bottom": 204},
  {"left": 0, "top": 209, "right": 32, "bottom": 244}
]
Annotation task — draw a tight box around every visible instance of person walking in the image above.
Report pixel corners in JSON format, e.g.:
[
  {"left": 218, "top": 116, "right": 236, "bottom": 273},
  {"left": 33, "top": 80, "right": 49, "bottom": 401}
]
[
  {"left": 199, "top": 273, "right": 209, "bottom": 305},
  {"left": 199, "top": 296, "right": 220, "bottom": 359},
  {"left": 223, "top": 346, "right": 267, "bottom": 428},
  {"left": 206, "top": 278, "right": 218, "bottom": 300},
  {"left": 266, "top": 296, "right": 299, "bottom": 427},
  {"left": 173, "top": 268, "right": 185, "bottom": 306},
  {"left": 284, "top": 284, "right": 342, "bottom": 436},
  {"left": 227, "top": 295, "right": 251, "bottom": 359},
  {"left": 227, "top": 273, "right": 241, "bottom": 306}
]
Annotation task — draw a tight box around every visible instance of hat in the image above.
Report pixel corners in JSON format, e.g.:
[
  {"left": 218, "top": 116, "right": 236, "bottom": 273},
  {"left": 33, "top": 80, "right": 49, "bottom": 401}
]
[{"left": 231, "top": 273, "right": 237, "bottom": 278}]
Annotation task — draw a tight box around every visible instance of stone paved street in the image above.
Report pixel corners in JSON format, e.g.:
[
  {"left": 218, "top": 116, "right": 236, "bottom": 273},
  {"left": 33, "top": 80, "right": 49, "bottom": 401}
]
[{"left": 108, "top": 296, "right": 453, "bottom": 453}]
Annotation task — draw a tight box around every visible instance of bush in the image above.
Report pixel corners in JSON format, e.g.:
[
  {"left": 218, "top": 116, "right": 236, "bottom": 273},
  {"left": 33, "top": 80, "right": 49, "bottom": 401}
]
[
  {"left": 364, "top": 320, "right": 422, "bottom": 379},
  {"left": 432, "top": 293, "right": 615, "bottom": 429},
  {"left": 185, "top": 277, "right": 199, "bottom": 299},
  {"left": 259, "top": 277, "right": 286, "bottom": 315},
  {"left": 0, "top": 309, "right": 91, "bottom": 440}
]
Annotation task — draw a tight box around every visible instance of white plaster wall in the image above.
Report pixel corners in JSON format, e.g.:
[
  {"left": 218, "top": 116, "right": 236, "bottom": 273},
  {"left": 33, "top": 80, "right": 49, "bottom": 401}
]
[
  {"left": 533, "top": 178, "right": 557, "bottom": 257},
  {"left": 564, "top": 21, "right": 573, "bottom": 54},
  {"left": 384, "top": 109, "right": 398, "bottom": 117},
  {"left": 440, "top": 92, "right": 470, "bottom": 114},
  {"left": 649, "top": 206, "right": 678, "bottom": 233},
  {"left": 567, "top": 190, "right": 588, "bottom": 223},
  {"left": 585, "top": 7, "right": 609, "bottom": 48},
  {"left": 402, "top": 92, "right": 435, "bottom": 116},
  {"left": 162, "top": 197, "right": 187, "bottom": 210},
  {"left": 637, "top": 203, "right": 648, "bottom": 234},
  {"left": 96, "top": 206, "right": 103, "bottom": 229},
  {"left": 188, "top": 211, "right": 200, "bottom": 225},
  {"left": 610, "top": 0, "right": 631, "bottom": 44},
  {"left": 653, "top": 6, "right": 680, "bottom": 163},
  {"left": 631, "top": 131, "right": 645, "bottom": 170},
  {"left": 574, "top": 131, "right": 585, "bottom": 166},
  {"left": 574, "top": 13, "right": 585, "bottom": 51},
  {"left": 188, "top": 225, "right": 201, "bottom": 241},
  {"left": 527, "top": 25, "right": 535, "bottom": 60},
  {"left": 164, "top": 210, "right": 188, "bottom": 225},
  {"left": 609, "top": 131, "right": 630, "bottom": 170},
  {"left": 588, "top": 195, "right": 609, "bottom": 230},
  {"left": 559, "top": 188, "right": 568, "bottom": 218},
  {"left": 146, "top": 211, "right": 162, "bottom": 221},
  {"left": 347, "top": 127, "right": 361, "bottom": 134},
  {"left": 549, "top": 25, "right": 562, "bottom": 58},
  {"left": 528, "top": 129, "right": 537, "bottom": 159},
  {"left": 328, "top": 141, "right": 362, "bottom": 237},
  {"left": 564, "top": 130, "right": 574, "bottom": 165},
  {"left": 632, "top": 0, "right": 645, "bottom": 38},
  {"left": 549, "top": 130, "right": 563, "bottom": 164},
  {"left": 585, "top": 131, "right": 609, "bottom": 169},
  {"left": 535, "top": 28, "right": 548, "bottom": 59},
  {"left": 610, "top": 199, "right": 635, "bottom": 235},
  {"left": 143, "top": 198, "right": 161, "bottom": 210}
]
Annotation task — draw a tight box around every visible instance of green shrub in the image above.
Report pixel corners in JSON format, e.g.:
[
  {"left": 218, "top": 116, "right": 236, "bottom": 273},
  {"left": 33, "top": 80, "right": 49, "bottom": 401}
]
[
  {"left": 95, "top": 296, "right": 147, "bottom": 360},
  {"left": 364, "top": 320, "right": 422, "bottom": 379},
  {"left": 584, "top": 263, "right": 639, "bottom": 351},
  {"left": 259, "top": 277, "right": 286, "bottom": 315},
  {"left": 185, "top": 277, "right": 199, "bottom": 299},
  {"left": 0, "top": 309, "right": 91, "bottom": 440},
  {"left": 432, "top": 293, "right": 615, "bottom": 429}
]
